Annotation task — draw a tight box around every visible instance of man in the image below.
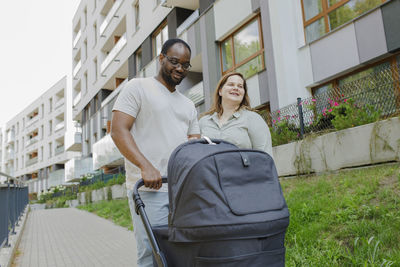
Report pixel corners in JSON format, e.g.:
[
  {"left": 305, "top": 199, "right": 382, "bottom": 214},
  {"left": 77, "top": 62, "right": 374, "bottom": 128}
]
[{"left": 111, "top": 39, "right": 200, "bottom": 267}]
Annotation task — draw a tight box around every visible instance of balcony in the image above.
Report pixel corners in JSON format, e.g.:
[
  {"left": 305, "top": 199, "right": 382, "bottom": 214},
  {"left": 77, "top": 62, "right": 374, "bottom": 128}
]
[
  {"left": 55, "top": 98, "right": 65, "bottom": 110},
  {"left": 183, "top": 81, "right": 204, "bottom": 106},
  {"left": 101, "top": 78, "right": 127, "bottom": 108},
  {"left": 177, "top": 9, "right": 199, "bottom": 36},
  {"left": 93, "top": 134, "right": 123, "bottom": 170},
  {"left": 6, "top": 130, "right": 15, "bottom": 144},
  {"left": 6, "top": 149, "right": 14, "bottom": 161},
  {"left": 48, "top": 169, "right": 65, "bottom": 188},
  {"left": 55, "top": 122, "right": 65, "bottom": 132},
  {"left": 26, "top": 115, "right": 39, "bottom": 128},
  {"left": 73, "top": 60, "right": 82, "bottom": 77},
  {"left": 73, "top": 91, "right": 82, "bottom": 107},
  {"left": 65, "top": 122, "right": 82, "bottom": 152},
  {"left": 65, "top": 157, "right": 93, "bottom": 182},
  {"left": 137, "top": 57, "right": 158, "bottom": 78},
  {"left": 100, "top": 32, "right": 127, "bottom": 73},
  {"left": 161, "top": 0, "right": 199, "bottom": 10},
  {"left": 26, "top": 157, "right": 38, "bottom": 167},
  {"left": 99, "top": 0, "right": 122, "bottom": 35},
  {"left": 26, "top": 136, "right": 39, "bottom": 147},
  {"left": 73, "top": 29, "right": 82, "bottom": 48},
  {"left": 55, "top": 145, "right": 65, "bottom": 156}
]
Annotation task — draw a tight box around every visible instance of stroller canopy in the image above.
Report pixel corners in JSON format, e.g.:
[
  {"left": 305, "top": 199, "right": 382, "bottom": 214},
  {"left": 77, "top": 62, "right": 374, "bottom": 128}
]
[{"left": 167, "top": 139, "right": 289, "bottom": 242}]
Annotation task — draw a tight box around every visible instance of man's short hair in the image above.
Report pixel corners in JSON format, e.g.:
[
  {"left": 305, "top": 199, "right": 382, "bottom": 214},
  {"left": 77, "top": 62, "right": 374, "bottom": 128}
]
[{"left": 161, "top": 38, "right": 191, "bottom": 55}]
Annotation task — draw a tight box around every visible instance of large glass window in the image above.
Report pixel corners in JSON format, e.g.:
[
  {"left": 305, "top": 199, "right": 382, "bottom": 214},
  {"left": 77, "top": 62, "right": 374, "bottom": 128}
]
[
  {"left": 153, "top": 22, "right": 168, "bottom": 57},
  {"left": 302, "top": 0, "right": 387, "bottom": 43},
  {"left": 220, "top": 16, "right": 264, "bottom": 79}
]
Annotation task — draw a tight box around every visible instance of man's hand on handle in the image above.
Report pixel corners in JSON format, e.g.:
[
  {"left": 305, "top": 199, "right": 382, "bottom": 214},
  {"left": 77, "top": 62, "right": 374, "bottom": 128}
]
[{"left": 141, "top": 162, "right": 162, "bottom": 190}]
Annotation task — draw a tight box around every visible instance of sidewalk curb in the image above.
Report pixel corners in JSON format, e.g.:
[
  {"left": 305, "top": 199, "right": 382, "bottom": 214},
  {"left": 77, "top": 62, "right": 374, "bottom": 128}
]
[{"left": 0, "top": 205, "right": 30, "bottom": 267}]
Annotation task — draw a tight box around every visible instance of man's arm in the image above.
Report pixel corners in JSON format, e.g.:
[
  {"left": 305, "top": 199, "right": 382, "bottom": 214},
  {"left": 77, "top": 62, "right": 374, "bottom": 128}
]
[
  {"left": 188, "top": 134, "right": 201, "bottom": 140},
  {"left": 111, "top": 110, "right": 162, "bottom": 190}
]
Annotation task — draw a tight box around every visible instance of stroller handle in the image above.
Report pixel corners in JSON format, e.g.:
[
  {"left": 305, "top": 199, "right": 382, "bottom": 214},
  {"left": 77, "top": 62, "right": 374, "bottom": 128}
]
[
  {"left": 133, "top": 177, "right": 168, "bottom": 198},
  {"left": 133, "top": 177, "right": 168, "bottom": 267}
]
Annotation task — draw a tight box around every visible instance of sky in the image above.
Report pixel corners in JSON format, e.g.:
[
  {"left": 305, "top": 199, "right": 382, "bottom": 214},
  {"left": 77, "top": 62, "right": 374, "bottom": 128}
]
[{"left": 0, "top": 0, "right": 81, "bottom": 127}]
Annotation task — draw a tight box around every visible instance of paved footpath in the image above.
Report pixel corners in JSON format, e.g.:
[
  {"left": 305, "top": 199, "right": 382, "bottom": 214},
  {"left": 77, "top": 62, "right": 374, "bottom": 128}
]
[{"left": 13, "top": 208, "right": 137, "bottom": 267}]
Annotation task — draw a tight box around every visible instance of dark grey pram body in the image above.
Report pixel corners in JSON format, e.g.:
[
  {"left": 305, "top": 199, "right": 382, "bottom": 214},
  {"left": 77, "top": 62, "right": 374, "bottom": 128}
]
[{"left": 134, "top": 139, "right": 289, "bottom": 267}]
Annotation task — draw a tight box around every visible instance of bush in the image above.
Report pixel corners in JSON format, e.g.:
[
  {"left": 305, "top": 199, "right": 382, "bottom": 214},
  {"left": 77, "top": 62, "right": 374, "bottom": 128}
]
[{"left": 271, "top": 119, "right": 300, "bottom": 146}]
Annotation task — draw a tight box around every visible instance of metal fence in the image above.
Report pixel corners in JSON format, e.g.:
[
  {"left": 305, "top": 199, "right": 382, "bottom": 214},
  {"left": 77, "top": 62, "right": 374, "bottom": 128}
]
[
  {"left": 262, "top": 62, "right": 400, "bottom": 146},
  {"left": 0, "top": 172, "right": 29, "bottom": 250},
  {"left": 79, "top": 166, "right": 125, "bottom": 187}
]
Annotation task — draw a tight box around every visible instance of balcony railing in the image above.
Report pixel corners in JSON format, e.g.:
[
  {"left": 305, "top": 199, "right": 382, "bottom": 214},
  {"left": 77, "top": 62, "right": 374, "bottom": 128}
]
[
  {"left": 55, "top": 145, "right": 65, "bottom": 156},
  {"left": 93, "top": 134, "right": 123, "bottom": 170},
  {"left": 177, "top": 9, "right": 199, "bottom": 36},
  {"left": 183, "top": 81, "right": 205, "bottom": 106},
  {"left": 73, "top": 60, "right": 82, "bottom": 77},
  {"left": 6, "top": 131, "right": 15, "bottom": 144},
  {"left": 54, "top": 98, "right": 65, "bottom": 109},
  {"left": 6, "top": 149, "right": 14, "bottom": 160},
  {"left": 65, "top": 122, "right": 82, "bottom": 152},
  {"left": 73, "top": 91, "right": 82, "bottom": 107},
  {"left": 101, "top": 78, "right": 127, "bottom": 108},
  {"left": 136, "top": 57, "right": 158, "bottom": 78},
  {"left": 73, "top": 30, "right": 82, "bottom": 48},
  {"left": 99, "top": 0, "right": 122, "bottom": 35},
  {"left": 26, "top": 157, "right": 38, "bottom": 167},
  {"left": 26, "top": 136, "right": 39, "bottom": 147},
  {"left": 48, "top": 169, "right": 65, "bottom": 188},
  {"left": 54, "top": 122, "right": 65, "bottom": 132},
  {"left": 26, "top": 115, "right": 39, "bottom": 128},
  {"left": 100, "top": 32, "right": 127, "bottom": 73}
]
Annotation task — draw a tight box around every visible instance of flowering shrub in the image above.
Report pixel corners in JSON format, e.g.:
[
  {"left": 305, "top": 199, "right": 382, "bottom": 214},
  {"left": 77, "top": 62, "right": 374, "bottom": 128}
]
[
  {"left": 270, "top": 116, "right": 300, "bottom": 146},
  {"left": 330, "top": 98, "right": 380, "bottom": 130},
  {"left": 310, "top": 97, "right": 380, "bottom": 131}
]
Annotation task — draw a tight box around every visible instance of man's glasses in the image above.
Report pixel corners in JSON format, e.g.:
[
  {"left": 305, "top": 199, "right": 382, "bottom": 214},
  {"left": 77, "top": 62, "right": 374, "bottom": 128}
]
[{"left": 163, "top": 54, "right": 192, "bottom": 71}]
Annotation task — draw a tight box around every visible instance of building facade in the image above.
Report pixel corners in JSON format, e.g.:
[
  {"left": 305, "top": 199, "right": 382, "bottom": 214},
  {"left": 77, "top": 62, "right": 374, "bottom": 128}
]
[
  {"left": 67, "top": 0, "right": 400, "bottom": 177},
  {"left": 0, "top": 77, "right": 80, "bottom": 193}
]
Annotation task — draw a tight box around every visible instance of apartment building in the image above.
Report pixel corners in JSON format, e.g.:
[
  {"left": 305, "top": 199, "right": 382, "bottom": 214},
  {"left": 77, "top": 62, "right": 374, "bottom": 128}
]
[
  {"left": 0, "top": 77, "right": 80, "bottom": 193},
  {"left": 67, "top": 0, "right": 400, "bottom": 178}
]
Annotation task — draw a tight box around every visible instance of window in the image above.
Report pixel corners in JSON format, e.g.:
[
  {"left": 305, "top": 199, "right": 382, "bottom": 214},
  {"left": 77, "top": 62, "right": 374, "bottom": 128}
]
[
  {"left": 49, "top": 120, "right": 52, "bottom": 135},
  {"left": 49, "top": 98, "right": 53, "bottom": 113},
  {"left": 301, "top": 0, "right": 387, "bottom": 43},
  {"left": 136, "top": 47, "right": 143, "bottom": 74},
  {"left": 220, "top": 16, "right": 265, "bottom": 79},
  {"left": 134, "top": 1, "right": 140, "bottom": 31},
  {"left": 313, "top": 54, "right": 400, "bottom": 115},
  {"left": 93, "top": 23, "right": 97, "bottom": 46},
  {"left": 49, "top": 142, "right": 52, "bottom": 158},
  {"left": 153, "top": 22, "right": 168, "bottom": 57},
  {"left": 93, "top": 58, "right": 98, "bottom": 82}
]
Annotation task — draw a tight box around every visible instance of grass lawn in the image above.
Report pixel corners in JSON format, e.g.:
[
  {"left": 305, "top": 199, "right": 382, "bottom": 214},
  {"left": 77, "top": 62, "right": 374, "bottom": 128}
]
[
  {"left": 77, "top": 199, "right": 133, "bottom": 231},
  {"left": 78, "top": 163, "right": 400, "bottom": 266},
  {"left": 282, "top": 164, "right": 400, "bottom": 266}
]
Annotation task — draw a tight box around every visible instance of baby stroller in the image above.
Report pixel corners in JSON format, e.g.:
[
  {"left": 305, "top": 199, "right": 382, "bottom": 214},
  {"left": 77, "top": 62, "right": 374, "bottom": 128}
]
[{"left": 133, "top": 138, "right": 290, "bottom": 267}]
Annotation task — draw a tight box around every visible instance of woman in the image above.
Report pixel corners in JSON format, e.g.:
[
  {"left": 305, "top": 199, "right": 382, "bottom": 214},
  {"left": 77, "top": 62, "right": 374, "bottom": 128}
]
[{"left": 199, "top": 72, "right": 273, "bottom": 157}]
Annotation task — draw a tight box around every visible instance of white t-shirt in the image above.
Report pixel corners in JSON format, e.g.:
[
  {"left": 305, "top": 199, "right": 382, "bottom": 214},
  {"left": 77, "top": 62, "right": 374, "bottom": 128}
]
[{"left": 112, "top": 77, "right": 200, "bottom": 191}]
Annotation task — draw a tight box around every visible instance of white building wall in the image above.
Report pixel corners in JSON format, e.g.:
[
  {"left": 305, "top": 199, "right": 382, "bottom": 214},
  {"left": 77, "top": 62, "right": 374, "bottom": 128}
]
[
  {"left": 213, "top": 0, "right": 253, "bottom": 40},
  {"left": 1, "top": 77, "right": 80, "bottom": 192},
  {"left": 268, "top": 0, "right": 314, "bottom": 108}
]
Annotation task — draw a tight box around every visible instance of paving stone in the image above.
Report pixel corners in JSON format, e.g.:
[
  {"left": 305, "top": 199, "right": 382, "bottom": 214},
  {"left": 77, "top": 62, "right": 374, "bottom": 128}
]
[{"left": 13, "top": 208, "right": 137, "bottom": 267}]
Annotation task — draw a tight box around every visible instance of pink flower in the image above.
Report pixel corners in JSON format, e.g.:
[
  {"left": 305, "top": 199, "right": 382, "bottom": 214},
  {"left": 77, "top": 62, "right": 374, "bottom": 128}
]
[
  {"left": 278, "top": 117, "right": 281, "bottom": 122},
  {"left": 273, "top": 119, "right": 276, "bottom": 124},
  {"left": 312, "top": 99, "right": 316, "bottom": 102},
  {"left": 328, "top": 109, "right": 333, "bottom": 112},
  {"left": 277, "top": 110, "right": 281, "bottom": 114},
  {"left": 344, "top": 99, "right": 347, "bottom": 103},
  {"left": 334, "top": 102, "right": 339, "bottom": 106}
]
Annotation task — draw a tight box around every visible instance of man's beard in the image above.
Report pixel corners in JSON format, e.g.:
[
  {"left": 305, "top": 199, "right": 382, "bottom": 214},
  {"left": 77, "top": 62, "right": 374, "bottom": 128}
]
[{"left": 161, "top": 68, "right": 183, "bottom": 86}]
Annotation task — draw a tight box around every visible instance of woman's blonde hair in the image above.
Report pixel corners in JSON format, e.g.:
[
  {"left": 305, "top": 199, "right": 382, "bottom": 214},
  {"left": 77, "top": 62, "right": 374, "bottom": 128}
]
[{"left": 202, "top": 72, "right": 251, "bottom": 117}]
